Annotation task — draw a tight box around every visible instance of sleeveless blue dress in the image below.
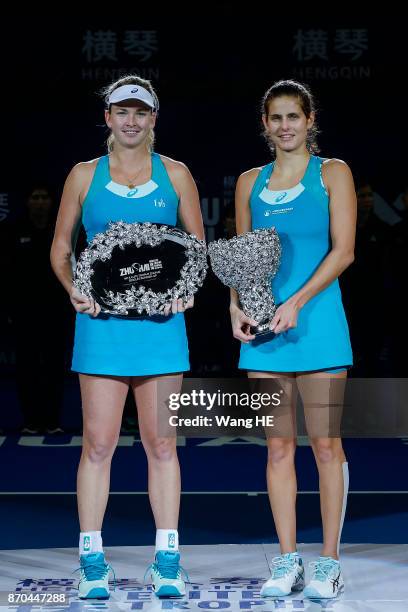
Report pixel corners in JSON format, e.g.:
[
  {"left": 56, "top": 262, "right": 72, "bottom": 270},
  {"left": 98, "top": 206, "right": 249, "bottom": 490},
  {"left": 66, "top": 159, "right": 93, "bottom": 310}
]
[
  {"left": 71, "top": 153, "right": 189, "bottom": 376},
  {"left": 239, "top": 155, "right": 353, "bottom": 373}
]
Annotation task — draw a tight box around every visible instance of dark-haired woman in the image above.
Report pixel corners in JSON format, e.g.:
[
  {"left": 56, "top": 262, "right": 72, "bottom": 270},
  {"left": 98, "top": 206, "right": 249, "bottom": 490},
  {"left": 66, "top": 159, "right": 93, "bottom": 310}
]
[
  {"left": 231, "top": 80, "right": 356, "bottom": 599},
  {"left": 51, "top": 75, "right": 204, "bottom": 599}
]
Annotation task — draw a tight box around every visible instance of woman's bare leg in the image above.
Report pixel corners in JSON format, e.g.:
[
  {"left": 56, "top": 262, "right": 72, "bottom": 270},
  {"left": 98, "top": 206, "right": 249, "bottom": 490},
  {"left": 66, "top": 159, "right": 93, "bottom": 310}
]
[
  {"left": 77, "top": 374, "right": 129, "bottom": 531},
  {"left": 132, "top": 374, "right": 183, "bottom": 528},
  {"left": 297, "top": 370, "right": 348, "bottom": 559},
  {"left": 248, "top": 371, "right": 298, "bottom": 553}
]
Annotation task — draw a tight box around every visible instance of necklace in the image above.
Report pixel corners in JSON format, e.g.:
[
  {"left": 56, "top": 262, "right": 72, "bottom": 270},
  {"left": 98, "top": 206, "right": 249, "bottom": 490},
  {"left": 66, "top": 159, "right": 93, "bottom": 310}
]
[
  {"left": 110, "top": 155, "right": 149, "bottom": 189},
  {"left": 125, "top": 165, "right": 146, "bottom": 189}
]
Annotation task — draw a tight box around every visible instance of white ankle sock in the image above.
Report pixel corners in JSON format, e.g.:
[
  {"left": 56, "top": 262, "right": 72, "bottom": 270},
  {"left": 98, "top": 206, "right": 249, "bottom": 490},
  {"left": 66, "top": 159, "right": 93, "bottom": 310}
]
[
  {"left": 79, "top": 531, "right": 103, "bottom": 556},
  {"left": 155, "top": 529, "right": 179, "bottom": 552}
]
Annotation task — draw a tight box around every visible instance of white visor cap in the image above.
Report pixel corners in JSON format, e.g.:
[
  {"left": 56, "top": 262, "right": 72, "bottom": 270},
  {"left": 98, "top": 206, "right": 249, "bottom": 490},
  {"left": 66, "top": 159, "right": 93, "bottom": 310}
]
[{"left": 108, "top": 84, "right": 156, "bottom": 109}]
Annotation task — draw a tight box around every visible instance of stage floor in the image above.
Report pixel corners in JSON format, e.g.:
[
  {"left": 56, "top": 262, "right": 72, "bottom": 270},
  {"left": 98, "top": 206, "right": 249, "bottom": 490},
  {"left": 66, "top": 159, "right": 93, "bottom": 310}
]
[{"left": 0, "top": 543, "right": 407, "bottom": 611}]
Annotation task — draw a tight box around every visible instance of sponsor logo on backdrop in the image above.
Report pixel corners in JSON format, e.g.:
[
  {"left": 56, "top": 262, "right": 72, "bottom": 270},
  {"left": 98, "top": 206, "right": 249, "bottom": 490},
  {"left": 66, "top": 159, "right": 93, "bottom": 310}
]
[{"left": 291, "top": 28, "right": 370, "bottom": 80}]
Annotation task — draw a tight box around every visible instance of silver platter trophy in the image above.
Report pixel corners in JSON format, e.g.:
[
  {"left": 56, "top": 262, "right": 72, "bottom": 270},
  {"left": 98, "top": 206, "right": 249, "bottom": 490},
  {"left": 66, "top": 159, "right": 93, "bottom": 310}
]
[
  {"left": 208, "top": 228, "right": 281, "bottom": 335},
  {"left": 73, "top": 221, "right": 208, "bottom": 317}
]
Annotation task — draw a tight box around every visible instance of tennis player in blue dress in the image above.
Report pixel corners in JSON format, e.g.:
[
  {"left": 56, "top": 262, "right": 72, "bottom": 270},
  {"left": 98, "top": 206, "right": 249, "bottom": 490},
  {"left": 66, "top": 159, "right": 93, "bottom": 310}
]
[
  {"left": 51, "top": 75, "right": 204, "bottom": 599},
  {"left": 231, "top": 80, "right": 356, "bottom": 599}
]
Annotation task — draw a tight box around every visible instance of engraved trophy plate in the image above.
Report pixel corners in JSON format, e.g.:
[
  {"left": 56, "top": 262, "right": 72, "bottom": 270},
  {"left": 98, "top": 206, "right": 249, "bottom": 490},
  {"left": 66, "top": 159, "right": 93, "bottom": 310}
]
[{"left": 74, "top": 221, "right": 208, "bottom": 317}]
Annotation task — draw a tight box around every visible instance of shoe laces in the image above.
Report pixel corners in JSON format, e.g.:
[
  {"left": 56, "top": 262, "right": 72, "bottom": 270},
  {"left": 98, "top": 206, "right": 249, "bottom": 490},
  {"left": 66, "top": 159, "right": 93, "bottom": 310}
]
[
  {"left": 144, "top": 555, "right": 190, "bottom": 583},
  {"left": 309, "top": 558, "right": 339, "bottom": 582},
  {"left": 73, "top": 556, "right": 116, "bottom": 589},
  {"left": 271, "top": 554, "right": 297, "bottom": 579}
]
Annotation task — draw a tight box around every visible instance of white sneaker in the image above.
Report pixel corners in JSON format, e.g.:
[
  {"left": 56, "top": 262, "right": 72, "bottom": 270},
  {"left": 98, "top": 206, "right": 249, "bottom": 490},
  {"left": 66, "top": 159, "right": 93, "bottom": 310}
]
[
  {"left": 303, "top": 556, "right": 344, "bottom": 599},
  {"left": 260, "top": 552, "right": 304, "bottom": 597},
  {"left": 77, "top": 552, "right": 112, "bottom": 600},
  {"left": 146, "top": 551, "right": 187, "bottom": 598}
]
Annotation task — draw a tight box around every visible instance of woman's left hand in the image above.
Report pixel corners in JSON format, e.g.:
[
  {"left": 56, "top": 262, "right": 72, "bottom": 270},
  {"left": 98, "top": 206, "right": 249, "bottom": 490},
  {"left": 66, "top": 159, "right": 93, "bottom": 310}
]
[
  {"left": 163, "top": 296, "right": 194, "bottom": 316},
  {"left": 269, "top": 299, "right": 300, "bottom": 334}
]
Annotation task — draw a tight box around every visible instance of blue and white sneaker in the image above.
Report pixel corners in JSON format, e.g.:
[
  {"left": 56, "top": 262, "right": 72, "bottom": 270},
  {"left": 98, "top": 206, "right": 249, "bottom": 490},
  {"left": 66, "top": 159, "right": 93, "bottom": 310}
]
[
  {"left": 146, "top": 551, "right": 188, "bottom": 597},
  {"left": 76, "top": 552, "right": 113, "bottom": 600},
  {"left": 303, "top": 556, "right": 344, "bottom": 599},
  {"left": 260, "top": 552, "right": 304, "bottom": 597}
]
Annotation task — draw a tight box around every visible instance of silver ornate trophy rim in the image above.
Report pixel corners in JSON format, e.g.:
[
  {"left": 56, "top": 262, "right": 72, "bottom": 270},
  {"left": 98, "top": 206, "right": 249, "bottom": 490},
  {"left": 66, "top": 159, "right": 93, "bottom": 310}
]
[{"left": 73, "top": 221, "right": 208, "bottom": 316}]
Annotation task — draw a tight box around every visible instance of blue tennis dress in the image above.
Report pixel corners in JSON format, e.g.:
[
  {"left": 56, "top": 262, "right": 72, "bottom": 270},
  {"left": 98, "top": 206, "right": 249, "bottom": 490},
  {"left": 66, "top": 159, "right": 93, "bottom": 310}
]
[
  {"left": 71, "top": 153, "right": 189, "bottom": 376},
  {"left": 239, "top": 155, "right": 353, "bottom": 372}
]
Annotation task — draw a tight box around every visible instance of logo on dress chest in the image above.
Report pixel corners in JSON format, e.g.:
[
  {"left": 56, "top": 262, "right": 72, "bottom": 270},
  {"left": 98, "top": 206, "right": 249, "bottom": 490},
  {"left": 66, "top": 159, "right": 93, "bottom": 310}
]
[
  {"left": 264, "top": 207, "right": 294, "bottom": 216},
  {"left": 274, "top": 192, "right": 288, "bottom": 203},
  {"left": 259, "top": 183, "right": 305, "bottom": 207},
  {"left": 154, "top": 198, "right": 166, "bottom": 208},
  {"left": 105, "top": 180, "right": 159, "bottom": 199}
]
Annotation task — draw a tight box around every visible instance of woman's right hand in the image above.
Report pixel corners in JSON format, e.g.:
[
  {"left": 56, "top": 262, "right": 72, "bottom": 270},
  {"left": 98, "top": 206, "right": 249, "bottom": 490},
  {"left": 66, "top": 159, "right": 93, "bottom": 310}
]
[
  {"left": 230, "top": 303, "right": 257, "bottom": 343},
  {"left": 70, "top": 286, "right": 101, "bottom": 317}
]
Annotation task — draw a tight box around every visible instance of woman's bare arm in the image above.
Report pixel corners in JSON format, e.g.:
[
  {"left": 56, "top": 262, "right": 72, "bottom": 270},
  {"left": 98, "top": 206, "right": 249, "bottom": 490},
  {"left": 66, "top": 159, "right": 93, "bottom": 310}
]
[
  {"left": 50, "top": 162, "right": 100, "bottom": 316},
  {"left": 230, "top": 169, "right": 260, "bottom": 342}
]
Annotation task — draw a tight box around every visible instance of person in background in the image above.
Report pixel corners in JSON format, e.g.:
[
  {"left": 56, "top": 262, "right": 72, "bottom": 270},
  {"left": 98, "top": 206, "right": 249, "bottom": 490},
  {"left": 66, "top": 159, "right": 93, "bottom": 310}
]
[
  {"left": 5, "top": 185, "right": 70, "bottom": 434},
  {"left": 341, "top": 182, "right": 391, "bottom": 375}
]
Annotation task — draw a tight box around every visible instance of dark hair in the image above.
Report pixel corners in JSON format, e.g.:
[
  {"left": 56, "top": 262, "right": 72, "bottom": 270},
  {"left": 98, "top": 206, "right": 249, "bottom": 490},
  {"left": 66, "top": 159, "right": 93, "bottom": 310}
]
[
  {"left": 261, "top": 79, "right": 320, "bottom": 158},
  {"left": 25, "top": 183, "right": 55, "bottom": 203},
  {"left": 100, "top": 74, "right": 159, "bottom": 153},
  {"left": 355, "top": 177, "right": 372, "bottom": 191}
]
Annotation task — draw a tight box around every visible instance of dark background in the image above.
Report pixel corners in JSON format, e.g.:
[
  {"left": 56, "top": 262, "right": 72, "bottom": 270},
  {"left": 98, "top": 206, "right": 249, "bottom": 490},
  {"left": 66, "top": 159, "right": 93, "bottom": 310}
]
[{"left": 1, "top": 14, "right": 406, "bottom": 195}]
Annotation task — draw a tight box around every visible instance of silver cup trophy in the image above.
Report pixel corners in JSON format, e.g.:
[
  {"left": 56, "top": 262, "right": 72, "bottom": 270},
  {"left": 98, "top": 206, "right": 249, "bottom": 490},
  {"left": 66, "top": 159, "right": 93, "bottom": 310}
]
[
  {"left": 208, "top": 228, "right": 281, "bottom": 335},
  {"left": 74, "top": 221, "right": 208, "bottom": 317}
]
